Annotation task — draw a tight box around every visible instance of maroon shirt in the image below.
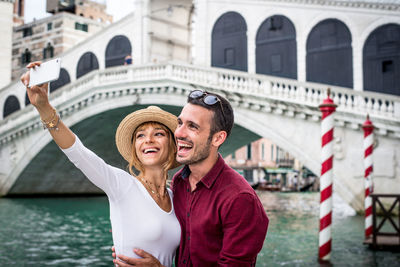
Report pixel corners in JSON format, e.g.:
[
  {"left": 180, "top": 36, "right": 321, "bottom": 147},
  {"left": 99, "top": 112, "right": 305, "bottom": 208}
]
[{"left": 171, "top": 155, "right": 269, "bottom": 266}]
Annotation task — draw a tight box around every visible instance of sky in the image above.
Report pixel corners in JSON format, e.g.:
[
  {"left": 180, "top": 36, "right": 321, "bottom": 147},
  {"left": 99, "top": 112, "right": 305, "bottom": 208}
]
[{"left": 24, "top": 0, "right": 135, "bottom": 23}]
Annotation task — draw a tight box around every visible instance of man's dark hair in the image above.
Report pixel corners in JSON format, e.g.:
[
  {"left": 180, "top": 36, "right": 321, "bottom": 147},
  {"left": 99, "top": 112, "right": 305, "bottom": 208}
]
[{"left": 187, "top": 91, "right": 234, "bottom": 138}]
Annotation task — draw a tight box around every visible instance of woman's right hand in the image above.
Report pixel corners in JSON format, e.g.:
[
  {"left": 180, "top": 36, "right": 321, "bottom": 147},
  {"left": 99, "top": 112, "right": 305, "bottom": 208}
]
[
  {"left": 20, "top": 61, "right": 50, "bottom": 108},
  {"left": 20, "top": 62, "right": 76, "bottom": 149}
]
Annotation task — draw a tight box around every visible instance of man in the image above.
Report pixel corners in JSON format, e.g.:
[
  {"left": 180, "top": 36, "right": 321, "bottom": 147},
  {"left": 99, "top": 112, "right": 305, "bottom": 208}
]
[{"left": 114, "top": 90, "right": 269, "bottom": 266}]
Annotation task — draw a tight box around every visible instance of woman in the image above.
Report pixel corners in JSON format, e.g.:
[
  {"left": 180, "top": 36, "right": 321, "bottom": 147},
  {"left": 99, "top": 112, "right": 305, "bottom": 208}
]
[{"left": 21, "top": 62, "right": 181, "bottom": 267}]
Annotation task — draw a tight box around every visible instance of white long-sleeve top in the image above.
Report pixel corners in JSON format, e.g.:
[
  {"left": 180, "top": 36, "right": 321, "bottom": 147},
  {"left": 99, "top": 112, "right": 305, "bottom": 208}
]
[{"left": 61, "top": 136, "right": 181, "bottom": 267}]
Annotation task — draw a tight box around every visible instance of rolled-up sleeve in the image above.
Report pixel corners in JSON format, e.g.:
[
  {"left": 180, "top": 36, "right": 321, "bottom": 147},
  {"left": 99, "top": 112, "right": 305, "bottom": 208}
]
[{"left": 218, "top": 192, "right": 269, "bottom": 266}]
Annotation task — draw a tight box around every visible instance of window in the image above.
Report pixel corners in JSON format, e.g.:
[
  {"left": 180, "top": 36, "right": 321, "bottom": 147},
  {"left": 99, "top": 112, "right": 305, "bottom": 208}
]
[
  {"left": 47, "top": 23, "right": 52, "bottom": 31},
  {"left": 271, "top": 144, "right": 274, "bottom": 161},
  {"left": 75, "top": 22, "right": 88, "bottom": 32},
  {"left": 21, "top": 48, "right": 31, "bottom": 64},
  {"left": 18, "top": 0, "right": 23, "bottom": 16},
  {"left": 261, "top": 143, "right": 265, "bottom": 160},
  {"left": 43, "top": 43, "right": 54, "bottom": 59},
  {"left": 276, "top": 146, "right": 280, "bottom": 161},
  {"left": 247, "top": 144, "right": 252, "bottom": 160},
  {"left": 23, "top": 27, "right": 33, "bottom": 37}
]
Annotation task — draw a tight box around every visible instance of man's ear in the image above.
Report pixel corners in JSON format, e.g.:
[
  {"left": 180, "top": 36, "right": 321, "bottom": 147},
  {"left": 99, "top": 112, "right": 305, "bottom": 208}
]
[{"left": 212, "top": 131, "right": 227, "bottom": 147}]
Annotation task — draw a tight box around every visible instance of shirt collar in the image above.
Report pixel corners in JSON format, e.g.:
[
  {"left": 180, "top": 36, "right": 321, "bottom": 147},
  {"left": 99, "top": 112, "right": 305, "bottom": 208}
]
[{"left": 179, "top": 154, "right": 225, "bottom": 189}]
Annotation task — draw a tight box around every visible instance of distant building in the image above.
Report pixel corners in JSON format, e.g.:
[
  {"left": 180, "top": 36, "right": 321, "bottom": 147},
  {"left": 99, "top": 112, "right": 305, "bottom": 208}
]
[
  {"left": 225, "top": 138, "right": 302, "bottom": 186},
  {"left": 11, "top": 0, "right": 112, "bottom": 80},
  {"left": 13, "top": 0, "right": 24, "bottom": 26},
  {"left": 46, "top": 0, "right": 113, "bottom": 24}
]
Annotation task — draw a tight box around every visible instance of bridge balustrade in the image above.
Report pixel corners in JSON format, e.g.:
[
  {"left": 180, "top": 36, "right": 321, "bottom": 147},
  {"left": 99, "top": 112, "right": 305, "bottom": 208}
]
[{"left": 1, "top": 62, "right": 400, "bottom": 145}]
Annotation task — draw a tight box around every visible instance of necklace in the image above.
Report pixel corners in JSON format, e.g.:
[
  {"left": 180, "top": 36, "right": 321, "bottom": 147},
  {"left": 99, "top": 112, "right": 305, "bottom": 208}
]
[{"left": 139, "top": 177, "right": 167, "bottom": 199}]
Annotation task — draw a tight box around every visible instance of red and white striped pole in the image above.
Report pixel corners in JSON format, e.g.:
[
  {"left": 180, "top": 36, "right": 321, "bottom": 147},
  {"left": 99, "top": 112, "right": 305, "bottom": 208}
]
[
  {"left": 362, "top": 114, "right": 374, "bottom": 239},
  {"left": 318, "top": 88, "right": 337, "bottom": 262}
]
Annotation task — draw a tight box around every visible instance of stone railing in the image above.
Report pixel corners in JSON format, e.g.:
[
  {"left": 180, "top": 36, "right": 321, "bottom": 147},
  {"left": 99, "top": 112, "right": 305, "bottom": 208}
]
[
  {"left": 91, "top": 62, "right": 400, "bottom": 120},
  {"left": 268, "top": 0, "right": 400, "bottom": 11},
  {"left": 1, "top": 62, "right": 400, "bottom": 144},
  {"left": 162, "top": 63, "right": 400, "bottom": 120}
]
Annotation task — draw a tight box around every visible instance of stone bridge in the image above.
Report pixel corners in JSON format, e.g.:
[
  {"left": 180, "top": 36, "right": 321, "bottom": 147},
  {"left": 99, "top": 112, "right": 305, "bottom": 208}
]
[
  {"left": 0, "top": 62, "right": 399, "bottom": 212},
  {"left": 1, "top": 0, "right": 400, "bottom": 212}
]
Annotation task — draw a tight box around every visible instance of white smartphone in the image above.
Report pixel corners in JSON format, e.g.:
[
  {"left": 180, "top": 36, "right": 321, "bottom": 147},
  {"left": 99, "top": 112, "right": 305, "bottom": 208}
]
[{"left": 29, "top": 58, "right": 61, "bottom": 87}]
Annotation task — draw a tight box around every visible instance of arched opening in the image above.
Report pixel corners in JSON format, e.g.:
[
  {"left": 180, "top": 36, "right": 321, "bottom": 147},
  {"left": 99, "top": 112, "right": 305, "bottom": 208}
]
[
  {"left": 363, "top": 23, "right": 400, "bottom": 96},
  {"left": 76, "top": 52, "right": 99, "bottom": 79},
  {"left": 105, "top": 35, "right": 132, "bottom": 68},
  {"left": 50, "top": 68, "right": 71, "bottom": 93},
  {"left": 256, "top": 15, "right": 297, "bottom": 79},
  {"left": 3, "top": 95, "right": 21, "bottom": 118},
  {"left": 211, "top": 11, "right": 248, "bottom": 71},
  {"left": 306, "top": 19, "right": 353, "bottom": 88}
]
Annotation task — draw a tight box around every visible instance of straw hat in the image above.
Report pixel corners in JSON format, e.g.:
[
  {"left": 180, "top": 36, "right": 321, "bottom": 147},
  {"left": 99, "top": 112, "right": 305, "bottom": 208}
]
[{"left": 115, "top": 106, "right": 180, "bottom": 169}]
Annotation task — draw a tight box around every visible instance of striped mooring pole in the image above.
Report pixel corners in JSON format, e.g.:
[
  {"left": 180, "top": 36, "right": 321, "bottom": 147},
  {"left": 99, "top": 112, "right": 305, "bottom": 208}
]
[
  {"left": 362, "top": 115, "right": 374, "bottom": 238},
  {"left": 318, "top": 88, "right": 337, "bottom": 261}
]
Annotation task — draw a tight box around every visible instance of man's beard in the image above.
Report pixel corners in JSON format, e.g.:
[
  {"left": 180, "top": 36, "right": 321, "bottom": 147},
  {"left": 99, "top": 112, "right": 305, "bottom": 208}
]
[{"left": 177, "top": 137, "right": 212, "bottom": 165}]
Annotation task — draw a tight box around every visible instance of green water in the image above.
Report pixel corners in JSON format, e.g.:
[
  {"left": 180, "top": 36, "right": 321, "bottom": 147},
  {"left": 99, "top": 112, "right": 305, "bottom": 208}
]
[{"left": 0, "top": 192, "right": 399, "bottom": 266}]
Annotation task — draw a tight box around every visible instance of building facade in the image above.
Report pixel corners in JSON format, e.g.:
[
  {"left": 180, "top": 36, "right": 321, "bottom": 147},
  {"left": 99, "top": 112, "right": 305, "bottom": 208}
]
[
  {"left": 46, "top": 0, "right": 112, "bottom": 24},
  {"left": 11, "top": 0, "right": 112, "bottom": 81},
  {"left": 192, "top": 0, "right": 400, "bottom": 96},
  {"left": 0, "top": 0, "right": 14, "bottom": 89}
]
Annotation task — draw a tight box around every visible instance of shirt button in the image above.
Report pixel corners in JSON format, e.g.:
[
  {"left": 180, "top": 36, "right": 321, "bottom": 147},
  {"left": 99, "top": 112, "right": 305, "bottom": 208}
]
[
  {"left": 183, "top": 259, "right": 186, "bottom": 264},
  {"left": 187, "top": 236, "right": 190, "bottom": 240},
  {"left": 187, "top": 212, "right": 190, "bottom": 217},
  {"left": 186, "top": 188, "right": 190, "bottom": 192}
]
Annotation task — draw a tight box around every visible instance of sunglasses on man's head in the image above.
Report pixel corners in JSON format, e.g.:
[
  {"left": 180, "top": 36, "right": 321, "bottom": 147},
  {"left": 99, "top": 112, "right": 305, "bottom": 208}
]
[
  {"left": 189, "top": 90, "right": 226, "bottom": 122},
  {"left": 189, "top": 90, "right": 221, "bottom": 105}
]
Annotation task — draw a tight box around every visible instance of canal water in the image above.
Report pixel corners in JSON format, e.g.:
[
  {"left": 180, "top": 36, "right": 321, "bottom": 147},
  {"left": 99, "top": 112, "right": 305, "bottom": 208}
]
[{"left": 0, "top": 192, "right": 399, "bottom": 266}]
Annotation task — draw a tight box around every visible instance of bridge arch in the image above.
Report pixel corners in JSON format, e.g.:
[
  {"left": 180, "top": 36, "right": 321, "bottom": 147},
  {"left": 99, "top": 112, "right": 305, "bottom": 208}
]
[
  {"left": 7, "top": 103, "right": 281, "bottom": 195},
  {"left": 76, "top": 52, "right": 99, "bottom": 79},
  {"left": 50, "top": 68, "right": 71, "bottom": 93},
  {"left": 105, "top": 35, "right": 132, "bottom": 68},
  {"left": 306, "top": 18, "right": 353, "bottom": 88},
  {"left": 3, "top": 95, "right": 21, "bottom": 118},
  {"left": 211, "top": 11, "right": 248, "bottom": 71},
  {"left": 6, "top": 89, "right": 189, "bottom": 194},
  {"left": 256, "top": 15, "right": 297, "bottom": 79},
  {"left": 363, "top": 23, "right": 400, "bottom": 96}
]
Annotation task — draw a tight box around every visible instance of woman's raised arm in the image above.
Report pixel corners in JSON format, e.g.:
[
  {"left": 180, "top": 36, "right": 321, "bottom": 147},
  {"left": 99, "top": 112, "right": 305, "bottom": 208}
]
[{"left": 21, "top": 61, "right": 76, "bottom": 149}]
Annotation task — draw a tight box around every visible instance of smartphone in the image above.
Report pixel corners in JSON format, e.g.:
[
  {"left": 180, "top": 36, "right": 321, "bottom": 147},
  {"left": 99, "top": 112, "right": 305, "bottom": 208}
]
[{"left": 29, "top": 58, "right": 61, "bottom": 87}]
